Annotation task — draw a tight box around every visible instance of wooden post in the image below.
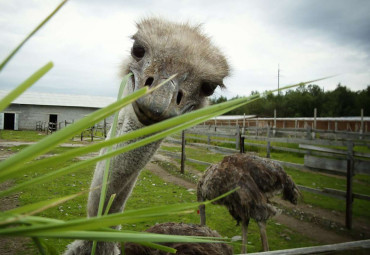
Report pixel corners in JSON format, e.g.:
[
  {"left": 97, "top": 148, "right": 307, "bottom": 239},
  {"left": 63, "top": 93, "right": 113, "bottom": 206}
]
[
  {"left": 266, "top": 140, "right": 271, "bottom": 158},
  {"left": 91, "top": 126, "right": 94, "bottom": 141},
  {"left": 207, "top": 135, "right": 211, "bottom": 145},
  {"left": 346, "top": 141, "right": 354, "bottom": 229},
  {"left": 360, "top": 108, "right": 364, "bottom": 140},
  {"left": 104, "top": 119, "right": 107, "bottom": 138},
  {"left": 295, "top": 119, "right": 298, "bottom": 138},
  {"left": 236, "top": 125, "right": 240, "bottom": 150},
  {"left": 243, "top": 113, "right": 246, "bottom": 129},
  {"left": 306, "top": 125, "right": 312, "bottom": 140},
  {"left": 180, "top": 130, "right": 186, "bottom": 174},
  {"left": 256, "top": 118, "right": 259, "bottom": 136},
  {"left": 313, "top": 108, "right": 317, "bottom": 139},
  {"left": 274, "top": 109, "right": 276, "bottom": 127},
  {"left": 240, "top": 136, "right": 245, "bottom": 153}
]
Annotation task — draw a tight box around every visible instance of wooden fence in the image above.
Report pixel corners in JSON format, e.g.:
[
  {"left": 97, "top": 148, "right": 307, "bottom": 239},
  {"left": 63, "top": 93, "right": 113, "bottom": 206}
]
[
  {"left": 164, "top": 124, "right": 370, "bottom": 229},
  {"left": 247, "top": 239, "right": 370, "bottom": 255}
]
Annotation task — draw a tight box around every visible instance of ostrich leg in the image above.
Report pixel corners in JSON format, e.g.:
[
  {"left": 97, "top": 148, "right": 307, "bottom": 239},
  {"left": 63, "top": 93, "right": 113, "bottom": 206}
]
[
  {"left": 257, "top": 221, "right": 269, "bottom": 251},
  {"left": 199, "top": 203, "right": 206, "bottom": 225},
  {"left": 241, "top": 218, "right": 250, "bottom": 254}
]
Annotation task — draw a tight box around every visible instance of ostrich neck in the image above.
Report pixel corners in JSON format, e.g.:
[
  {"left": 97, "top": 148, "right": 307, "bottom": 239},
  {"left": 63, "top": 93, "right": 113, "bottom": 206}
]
[{"left": 87, "top": 101, "right": 162, "bottom": 217}]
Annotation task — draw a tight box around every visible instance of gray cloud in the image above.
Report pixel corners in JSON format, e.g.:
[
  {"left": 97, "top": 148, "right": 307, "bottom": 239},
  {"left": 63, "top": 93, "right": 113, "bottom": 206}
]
[{"left": 264, "top": 0, "right": 370, "bottom": 53}]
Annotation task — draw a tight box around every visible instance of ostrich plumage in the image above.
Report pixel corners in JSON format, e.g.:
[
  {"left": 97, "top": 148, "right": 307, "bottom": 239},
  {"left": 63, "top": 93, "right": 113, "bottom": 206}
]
[
  {"left": 124, "top": 222, "right": 233, "bottom": 255},
  {"left": 197, "top": 153, "right": 299, "bottom": 253},
  {"left": 64, "top": 17, "right": 230, "bottom": 255}
]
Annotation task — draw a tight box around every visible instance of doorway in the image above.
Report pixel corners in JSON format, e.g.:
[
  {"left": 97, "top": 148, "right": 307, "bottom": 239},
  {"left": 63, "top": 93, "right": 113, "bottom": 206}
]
[
  {"left": 4, "top": 113, "right": 15, "bottom": 130},
  {"left": 49, "top": 114, "right": 58, "bottom": 132}
]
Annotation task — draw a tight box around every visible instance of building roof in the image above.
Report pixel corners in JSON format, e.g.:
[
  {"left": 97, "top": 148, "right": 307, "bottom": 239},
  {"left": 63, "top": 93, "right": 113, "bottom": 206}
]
[{"left": 0, "top": 90, "right": 116, "bottom": 108}]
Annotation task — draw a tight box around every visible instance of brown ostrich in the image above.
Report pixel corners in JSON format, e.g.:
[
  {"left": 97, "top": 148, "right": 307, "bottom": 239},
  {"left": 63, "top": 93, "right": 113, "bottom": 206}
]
[
  {"left": 124, "top": 222, "right": 233, "bottom": 255},
  {"left": 65, "top": 17, "right": 230, "bottom": 254},
  {"left": 197, "top": 153, "right": 299, "bottom": 253}
]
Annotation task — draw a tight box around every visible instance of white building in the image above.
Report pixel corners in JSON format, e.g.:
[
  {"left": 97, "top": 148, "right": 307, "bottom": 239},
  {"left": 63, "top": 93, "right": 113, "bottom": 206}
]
[{"left": 0, "top": 90, "right": 115, "bottom": 131}]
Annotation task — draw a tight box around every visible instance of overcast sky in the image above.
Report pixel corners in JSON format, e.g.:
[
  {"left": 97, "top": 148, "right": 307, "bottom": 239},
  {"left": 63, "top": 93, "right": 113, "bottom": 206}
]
[{"left": 0, "top": 0, "right": 369, "bottom": 99}]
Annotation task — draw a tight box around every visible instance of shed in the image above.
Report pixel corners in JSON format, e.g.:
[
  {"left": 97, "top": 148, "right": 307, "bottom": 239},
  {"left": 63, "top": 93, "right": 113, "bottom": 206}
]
[{"left": 0, "top": 90, "right": 116, "bottom": 131}]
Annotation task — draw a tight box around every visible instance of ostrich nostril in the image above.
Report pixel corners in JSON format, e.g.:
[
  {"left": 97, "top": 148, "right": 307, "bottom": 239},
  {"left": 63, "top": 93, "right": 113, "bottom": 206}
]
[
  {"left": 145, "top": 77, "right": 154, "bottom": 86},
  {"left": 176, "top": 90, "right": 183, "bottom": 105}
]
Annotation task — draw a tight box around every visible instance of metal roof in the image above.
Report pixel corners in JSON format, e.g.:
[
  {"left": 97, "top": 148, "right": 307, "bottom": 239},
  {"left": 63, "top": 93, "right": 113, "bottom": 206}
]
[{"left": 0, "top": 90, "right": 116, "bottom": 108}]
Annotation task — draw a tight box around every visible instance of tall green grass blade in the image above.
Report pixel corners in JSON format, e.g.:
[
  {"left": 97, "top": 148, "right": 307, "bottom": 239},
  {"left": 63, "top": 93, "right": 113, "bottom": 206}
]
[
  {"left": 1, "top": 189, "right": 236, "bottom": 236},
  {"left": 0, "top": 97, "right": 251, "bottom": 197},
  {"left": 0, "top": 62, "right": 53, "bottom": 112},
  {"left": 0, "top": 0, "right": 68, "bottom": 71},
  {"left": 32, "top": 237, "right": 47, "bottom": 255},
  {"left": 104, "top": 194, "right": 116, "bottom": 216},
  {"left": 92, "top": 74, "right": 129, "bottom": 255},
  {"left": 25, "top": 230, "right": 223, "bottom": 244},
  {"left": 0, "top": 85, "right": 147, "bottom": 178},
  {"left": 0, "top": 77, "right": 321, "bottom": 196},
  {"left": 0, "top": 74, "right": 176, "bottom": 180},
  {"left": 13, "top": 76, "right": 325, "bottom": 177}
]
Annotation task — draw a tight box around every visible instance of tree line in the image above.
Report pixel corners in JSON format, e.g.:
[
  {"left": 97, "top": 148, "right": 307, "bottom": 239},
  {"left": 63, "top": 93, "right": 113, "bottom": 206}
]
[{"left": 211, "top": 84, "right": 370, "bottom": 117}]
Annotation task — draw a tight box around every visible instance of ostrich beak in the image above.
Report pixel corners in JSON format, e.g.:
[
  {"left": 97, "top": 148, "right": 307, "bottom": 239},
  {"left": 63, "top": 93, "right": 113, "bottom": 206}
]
[{"left": 132, "top": 75, "right": 182, "bottom": 125}]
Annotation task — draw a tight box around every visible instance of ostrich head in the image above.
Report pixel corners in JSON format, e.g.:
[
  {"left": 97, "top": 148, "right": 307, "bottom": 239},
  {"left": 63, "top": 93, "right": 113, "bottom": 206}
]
[{"left": 125, "top": 18, "right": 230, "bottom": 125}]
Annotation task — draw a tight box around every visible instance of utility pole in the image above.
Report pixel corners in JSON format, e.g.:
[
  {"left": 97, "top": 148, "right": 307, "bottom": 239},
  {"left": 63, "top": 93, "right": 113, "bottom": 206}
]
[{"left": 277, "top": 64, "right": 280, "bottom": 96}]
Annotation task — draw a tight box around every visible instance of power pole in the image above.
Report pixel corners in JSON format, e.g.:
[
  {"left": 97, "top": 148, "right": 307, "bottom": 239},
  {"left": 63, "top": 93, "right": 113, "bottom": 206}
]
[{"left": 277, "top": 64, "right": 280, "bottom": 96}]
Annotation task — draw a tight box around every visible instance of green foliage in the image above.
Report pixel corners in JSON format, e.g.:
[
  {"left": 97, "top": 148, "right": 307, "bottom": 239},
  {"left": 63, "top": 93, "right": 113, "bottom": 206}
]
[{"left": 216, "top": 84, "right": 370, "bottom": 117}]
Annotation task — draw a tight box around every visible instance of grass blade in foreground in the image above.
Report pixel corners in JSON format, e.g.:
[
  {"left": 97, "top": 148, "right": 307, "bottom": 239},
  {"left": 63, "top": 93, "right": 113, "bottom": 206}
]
[
  {"left": 0, "top": 74, "right": 176, "bottom": 180},
  {"left": 0, "top": 77, "right": 322, "bottom": 197},
  {"left": 0, "top": 0, "right": 68, "bottom": 71},
  {"left": 16, "top": 76, "right": 330, "bottom": 176},
  {"left": 1, "top": 189, "right": 237, "bottom": 237},
  {"left": 91, "top": 72, "right": 129, "bottom": 255},
  {"left": 0, "top": 62, "right": 53, "bottom": 112}
]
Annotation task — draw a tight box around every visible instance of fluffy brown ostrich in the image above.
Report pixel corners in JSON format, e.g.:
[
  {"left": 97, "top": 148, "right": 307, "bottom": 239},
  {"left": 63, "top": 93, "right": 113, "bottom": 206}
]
[
  {"left": 197, "top": 153, "right": 299, "bottom": 253},
  {"left": 124, "top": 222, "right": 233, "bottom": 255},
  {"left": 64, "top": 17, "right": 230, "bottom": 255}
]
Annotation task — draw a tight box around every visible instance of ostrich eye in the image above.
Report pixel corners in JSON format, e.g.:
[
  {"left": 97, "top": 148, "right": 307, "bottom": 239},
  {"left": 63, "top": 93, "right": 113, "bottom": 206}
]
[
  {"left": 131, "top": 43, "right": 145, "bottom": 59},
  {"left": 200, "top": 81, "right": 217, "bottom": 96}
]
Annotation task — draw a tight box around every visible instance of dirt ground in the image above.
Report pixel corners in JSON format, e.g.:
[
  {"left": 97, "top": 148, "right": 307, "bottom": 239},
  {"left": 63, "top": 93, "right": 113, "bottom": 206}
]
[{"left": 0, "top": 141, "right": 369, "bottom": 254}]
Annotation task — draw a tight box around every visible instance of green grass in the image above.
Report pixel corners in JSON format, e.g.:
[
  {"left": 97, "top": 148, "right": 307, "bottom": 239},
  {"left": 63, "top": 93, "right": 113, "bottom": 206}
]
[
  {"left": 0, "top": 130, "right": 46, "bottom": 142},
  {"left": 6, "top": 142, "right": 319, "bottom": 254},
  {"left": 284, "top": 167, "right": 370, "bottom": 220},
  {"left": 12, "top": 159, "right": 320, "bottom": 254},
  {"left": 4, "top": 131, "right": 370, "bottom": 253},
  {"left": 5, "top": 145, "right": 78, "bottom": 155},
  {"left": 161, "top": 145, "right": 225, "bottom": 165}
]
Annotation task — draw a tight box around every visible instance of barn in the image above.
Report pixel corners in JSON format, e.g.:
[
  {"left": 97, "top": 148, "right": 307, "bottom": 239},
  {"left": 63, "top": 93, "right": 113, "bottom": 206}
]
[{"left": 0, "top": 90, "right": 116, "bottom": 131}]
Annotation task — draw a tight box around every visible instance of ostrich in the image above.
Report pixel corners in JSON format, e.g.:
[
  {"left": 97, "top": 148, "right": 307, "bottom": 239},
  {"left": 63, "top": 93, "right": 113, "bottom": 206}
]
[
  {"left": 124, "top": 222, "right": 233, "bottom": 255},
  {"left": 65, "top": 17, "right": 230, "bottom": 255},
  {"left": 197, "top": 153, "right": 299, "bottom": 253}
]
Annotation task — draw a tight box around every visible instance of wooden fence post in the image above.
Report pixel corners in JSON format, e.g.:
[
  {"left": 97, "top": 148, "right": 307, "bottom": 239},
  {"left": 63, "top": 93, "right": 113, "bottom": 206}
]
[
  {"left": 313, "top": 108, "right": 317, "bottom": 139},
  {"left": 240, "top": 135, "right": 245, "bottom": 153},
  {"left": 346, "top": 141, "right": 354, "bottom": 229},
  {"left": 236, "top": 125, "right": 240, "bottom": 150},
  {"left": 180, "top": 130, "right": 186, "bottom": 174},
  {"left": 104, "top": 119, "right": 107, "bottom": 138},
  {"left": 91, "top": 126, "right": 94, "bottom": 141},
  {"left": 266, "top": 141, "right": 271, "bottom": 158},
  {"left": 273, "top": 109, "right": 277, "bottom": 136},
  {"left": 360, "top": 108, "right": 364, "bottom": 140}
]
